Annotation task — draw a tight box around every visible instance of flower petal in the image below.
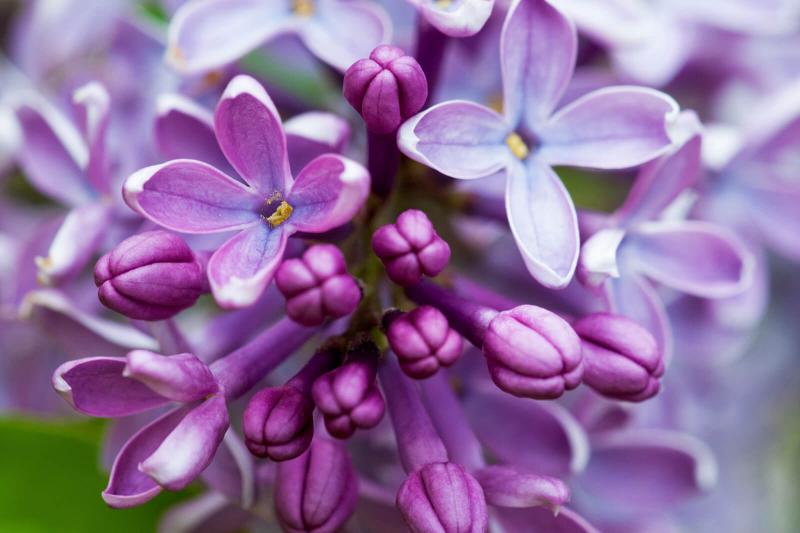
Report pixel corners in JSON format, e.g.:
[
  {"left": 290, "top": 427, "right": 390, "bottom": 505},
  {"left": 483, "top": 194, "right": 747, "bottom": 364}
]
[
  {"left": 474, "top": 465, "right": 570, "bottom": 509},
  {"left": 73, "top": 81, "right": 111, "bottom": 195},
  {"left": 506, "top": 158, "right": 579, "bottom": 289},
  {"left": 286, "top": 155, "right": 370, "bottom": 234},
  {"left": 285, "top": 111, "right": 350, "bottom": 173},
  {"left": 495, "top": 506, "right": 600, "bottom": 533},
  {"left": 207, "top": 223, "right": 288, "bottom": 309},
  {"left": 624, "top": 221, "right": 754, "bottom": 298},
  {"left": 214, "top": 75, "right": 291, "bottom": 194},
  {"left": 740, "top": 180, "right": 800, "bottom": 261},
  {"left": 537, "top": 87, "right": 679, "bottom": 169},
  {"left": 501, "top": 0, "right": 577, "bottom": 130},
  {"left": 604, "top": 274, "right": 672, "bottom": 360},
  {"left": 398, "top": 100, "right": 512, "bottom": 179},
  {"left": 53, "top": 357, "right": 170, "bottom": 417},
  {"left": 414, "top": 0, "right": 494, "bottom": 37},
  {"left": 201, "top": 430, "right": 256, "bottom": 506},
  {"left": 124, "top": 351, "right": 219, "bottom": 403},
  {"left": 166, "top": 0, "right": 291, "bottom": 74},
  {"left": 124, "top": 159, "right": 260, "bottom": 233}
]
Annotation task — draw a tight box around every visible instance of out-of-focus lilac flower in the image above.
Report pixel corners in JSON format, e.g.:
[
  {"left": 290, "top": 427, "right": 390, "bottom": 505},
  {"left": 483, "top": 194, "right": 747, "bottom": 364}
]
[
  {"left": 399, "top": 0, "right": 678, "bottom": 289},
  {"left": 372, "top": 209, "right": 451, "bottom": 287},
  {"left": 124, "top": 75, "right": 370, "bottom": 308},
  {"left": 573, "top": 313, "right": 663, "bottom": 402},
  {"left": 405, "top": 0, "right": 494, "bottom": 37},
  {"left": 384, "top": 306, "right": 463, "bottom": 378},
  {"left": 275, "top": 244, "right": 361, "bottom": 326},
  {"left": 311, "top": 340, "right": 385, "bottom": 438},
  {"left": 167, "top": 0, "right": 391, "bottom": 73},
  {"left": 94, "top": 230, "right": 207, "bottom": 321},
  {"left": 274, "top": 436, "right": 359, "bottom": 533},
  {"left": 344, "top": 44, "right": 428, "bottom": 135}
]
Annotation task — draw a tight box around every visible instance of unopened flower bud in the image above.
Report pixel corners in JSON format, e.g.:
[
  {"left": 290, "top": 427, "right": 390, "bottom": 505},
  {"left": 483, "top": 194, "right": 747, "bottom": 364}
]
[
  {"left": 385, "top": 306, "right": 463, "bottom": 379},
  {"left": 372, "top": 209, "right": 450, "bottom": 286},
  {"left": 483, "top": 306, "right": 583, "bottom": 400},
  {"left": 243, "top": 386, "right": 314, "bottom": 461},
  {"left": 344, "top": 45, "right": 428, "bottom": 134},
  {"left": 397, "top": 462, "right": 488, "bottom": 533},
  {"left": 573, "top": 313, "right": 664, "bottom": 402},
  {"left": 275, "top": 437, "right": 359, "bottom": 533},
  {"left": 276, "top": 244, "right": 361, "bottom": 326},
  {"left": 94, "top": 230, "right": 206, "bottom": 321},
  {"left": 311, "top": 343, "right": 385, "bottom": 438}
]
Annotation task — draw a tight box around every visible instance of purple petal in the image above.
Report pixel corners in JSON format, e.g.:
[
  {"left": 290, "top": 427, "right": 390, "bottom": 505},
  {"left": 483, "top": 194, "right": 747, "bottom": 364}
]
[
  {"left": 501, "top": 0, "right": 577, "bottom": 129},
  {"left": 154, "top": 93, "right": 232, "bottom": 174},
  {"left": 124, "top": 351, "right": 219, "bottom": 403},
  {"left": 298, "top": 0, "right": 390, "bottom": 72},
  {"left": 538, "top": 87, "right": 679, "bottom": 169},
  {"left": 398, "top": 100, "right": 512, "bottom": 179},
  {"left": 412, "top": 0, "right": 494, "bottom": 37},
  {"left": 124, "top": 159, "right": 260, "bottom": 233},
  {"left": 157, "top": 492, "right": 251, "bottom": 533},
  {"left": 53, "top": 357, "right": 170, "bottom": 417},
  {"left": 624, "top": 221, "right": 754, "bottom": 298},
  {"left": 474, "top": 465, "right": 570, "bottom": 509},
  {"left": 201, "top": 430, "right": 256, "bottom": 506},
  {"left": 739, "top": 180, "right": 800, "bottom": 261},
  {"left": 167, "top": 0, "right": 291, "bottom": 74},
  {"left": 556, "top": 0, "right": 649, "bottom": 48},
  {"left": 506, "top": 158, "right": 579, "bottom": 288},
  {"left": 611, "top": 17, "right": 691, "bottom": 87},
  {"left": 140, "top": 395, "right": 229, "bottom": 491},
  {"left": 605, "top": 274, "right": 672, "bottom": 360},
  {"left": 206, "top": 223, "right": 288, "bottom": 309},
  {"left": 581, "top": 429, "right": 718, "bottom": 511},
  {"left": 495, "top": 506, "right": 600, "bottom": 533},
  {"left": 73, "top": 81, "right": 111, "bottom": 195},
  {"left": 285, "top": 111, "right": 350, "bottom": 172},
  {"left": 214, "top": 75, "right": 291, "bottom": 194},
  {"left": 286, "top": 155, "right": 370, "bottom": 234}
]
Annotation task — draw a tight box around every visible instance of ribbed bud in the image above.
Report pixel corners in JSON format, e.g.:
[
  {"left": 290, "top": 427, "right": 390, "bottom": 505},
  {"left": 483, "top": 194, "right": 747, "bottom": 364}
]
[
  {"left": 385, "top": 306, "right": 463, "bottom": 379},
  {"left": 243, "top": 386, "right": 314, "bottom": 461}
]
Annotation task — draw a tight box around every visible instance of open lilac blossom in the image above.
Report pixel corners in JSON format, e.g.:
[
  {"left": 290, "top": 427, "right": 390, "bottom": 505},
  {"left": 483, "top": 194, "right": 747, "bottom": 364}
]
[
  {"left": 404, "top": 0, "right": 495, "bottom": 37},
  {"left": 124, "top": 75, "right": 370, "bottom": 308},
  {"left": 167, "top": 0, "right": 391, "bottom": 73},
  {"left": 275, "top": 244, "right": 361, "bottom": 326},
  {"left": 384, "top": 306, "right": 464, "bottom": 378},
  {"left": 399, "top": 0, "right": 679, "bottom": 289},
  {"left": 94, "top": 230, "right": 208, "bottom": 321}
]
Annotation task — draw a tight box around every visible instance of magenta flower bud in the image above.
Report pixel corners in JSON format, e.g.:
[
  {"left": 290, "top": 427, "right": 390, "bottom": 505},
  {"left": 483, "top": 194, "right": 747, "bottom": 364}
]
[
  {"left": 397, "top": 462, "right": 488, "bottom": 533},
  {"left": 385, "top": 306, "right": 463, "bottom": 379},
  {"left": 243, "top": 386, "right": 314, "bottom": 461},
  {"left": 94, "top": 230, "right": 206, "bottom": 321},
  {"left": 275, "top": 437, "right": 359, "bottom": 533},
  {"left": 572, "top": 313, "right": 664, "bottom": 402},
  {"left": 483, "top": 306, "right": 583, "bottom": 400},
  {"left": 344, "top": 45, "right": 428, "bottom": 135},
  {"left": 311, "top": 342, "right": 385, "bottom": 439},
  {"left": 372, "top": 209, "right": 451, "bottom": 287},
  {"left": 275, "top": 244, "right": 361, "bottom": 327}
]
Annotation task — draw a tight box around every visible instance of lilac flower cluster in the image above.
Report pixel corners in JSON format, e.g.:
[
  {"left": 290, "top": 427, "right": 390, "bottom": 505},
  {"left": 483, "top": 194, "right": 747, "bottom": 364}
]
[{"left": 1, "top": 0, "right": 798, "bottom": 531}]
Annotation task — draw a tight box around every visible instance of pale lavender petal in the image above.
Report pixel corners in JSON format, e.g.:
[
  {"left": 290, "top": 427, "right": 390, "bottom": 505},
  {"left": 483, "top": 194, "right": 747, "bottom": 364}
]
[
  {"left": 73, "top": 81, "right": 111, "bottom": 194},
  {"left": 206, "top": 223, "right": 288, "bottom": 309},
  {"left": 624, "top": 221, "right": 754, "bottom": 298},
  {"left": 411, "top": 0, "right": 494, "bottom": 37},
  {"left": 556, "top": 0, "right": 649, "bottom": 47},
  {"left": 605, "top": 274, "right": 672, "bottom": 360},
  {"left": 299, "top": 0, "right": 390, "bottom": 72},
  {"left": 167, "top": 0, "right": 292, "bottom": 74},
  {"left": 285, "top": 111, "right": 350, "bottom": 173},
  {"left": 495, "top": 506, "right": 600, "bottom": 533},
  {"left": 740, "top": 181, "right": 800, "bottom": 261},
  {"left": 537, "top": 87, "right": 679, "bottom": 169},
  {"left": 474, "top": 465, "right": 570, "bottom": 509},
  {"left": 124, "top": 351, "right": 219, "bottom": 403},
  {"left": 398, "top": 100, "right": 512, "bottom": 179},
  {"left": 124, "top": 160, "right": 260, "bottom": 233},
  {"left": 501, "top": 0, "right": 577, "bottom": 129},
  {"left": 53, "top": 357, "right": 170, "bottom": 417},
  {"left": 214, "top": 75, "right": 291, "bottom": 194},
  {"left": 140, "top": 395, "right": 229, "bottom": 491},
  {"left": 506, "top": 157, "right": 579, "bottom": 289},
  {"left": 611, "top": 17, "right": 691, "bottom": 87},
  {"left": 286, "top": 155, "right": 370, "bottom": 233}
]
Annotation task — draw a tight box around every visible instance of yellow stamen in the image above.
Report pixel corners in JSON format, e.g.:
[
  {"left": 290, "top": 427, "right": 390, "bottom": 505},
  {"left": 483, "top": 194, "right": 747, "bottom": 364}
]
[
  {"left": 292, "top": 0, "right": 314, "bottom": 17},
  {"left": 266, "top": 201, "right": 294, "bottom": 227},
  {"left": 506, "top": 132, "right": 529, "bottom": 160},
  {"left": 34, "top": 256, "right": 53, "bottom": 286},
  {"left": 435, "top": 0, "right": 453, "bottom": 8},
  {"left": 488, "top": 93, "right": 504, "bottom": 114},
  {"left": 169, "top": 45, "right": 185, "bottom": 64}
]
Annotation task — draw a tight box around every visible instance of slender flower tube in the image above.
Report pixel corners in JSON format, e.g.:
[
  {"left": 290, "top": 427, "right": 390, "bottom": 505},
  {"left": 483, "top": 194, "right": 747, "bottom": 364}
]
[
  {"left": 572, "top": 313, "right": 664, "bottom": 402},
  {"left": 384, "top": 306, "right": 463, "bottom": 379},
  {"left": 243, "top": 348, "right": 338, "bottom": 461},
  {"left": 407, "top": 281, "right": 583, "bottom": 399},
  {"left": 275, "top": 244, "right": 361, "bottom": 326},
  {"left": 344, "top": 44, "right": 427, "bottom": 196},
  {"left": 372, "top": 209, "right": 451, "bottom": 287},
  {"left": 94, "top": 230, "right": 207, "bottom": 321},
  {"left": 311, "top": 340, "right": 385, "bottom": 438},
  {"left": 274, "top": 436, "right": 359, "bottom": 533},
  {"left": 380, "top": 356, "right": 488, "bottom": 532}
]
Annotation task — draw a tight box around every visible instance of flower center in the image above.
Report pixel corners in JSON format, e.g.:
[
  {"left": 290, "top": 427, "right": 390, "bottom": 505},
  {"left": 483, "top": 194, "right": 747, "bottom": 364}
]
[
  {"left": 261, "top": 192, "right": 294, "bottom": 227},
  {"left": 292, "top": 0, "right": 314, "bottom": 17},
  {"left": 434, "top": 0, "right": 453, "bottom": 8},
  {"left": 506, "top": 132, "right": 530, "bottom": 160}
]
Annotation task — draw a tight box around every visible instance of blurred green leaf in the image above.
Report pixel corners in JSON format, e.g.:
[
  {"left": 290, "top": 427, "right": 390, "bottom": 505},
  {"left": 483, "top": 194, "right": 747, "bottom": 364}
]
[
  {"left": 0, "top": 416, "right": 190, "bottom": 533},
  {"left": 557, "top": 167, "right": 630, "bottom": 213},
  {"left": 240, "top": 52, "right": 337, "bottom": 110}
]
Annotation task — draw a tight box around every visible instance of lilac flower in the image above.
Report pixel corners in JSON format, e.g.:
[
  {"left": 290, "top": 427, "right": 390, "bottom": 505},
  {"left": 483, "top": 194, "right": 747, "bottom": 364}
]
[
  {"left": 384, "top": 306, "right": 464, "bottom": 379},
  {"left": 399, "top": 0, "right": 679, "bottom": 288},
  {"left": 405, "top": 0, "right": 494, "bottom": 37},
  {"left": 124, "top": 75, "right": 370, "bottom": 308},
  {"left": 167, "top": 0, "right": 391, "bottom": 73}
]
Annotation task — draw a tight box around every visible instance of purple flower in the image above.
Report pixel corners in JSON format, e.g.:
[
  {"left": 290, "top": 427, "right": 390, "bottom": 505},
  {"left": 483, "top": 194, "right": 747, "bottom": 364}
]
[
  {"left": 372, "top": 209, "right": 451, "bottom": 287},
  {"left": 275, "top": 244, "right": 361, "bottom": 326},
  {"left": 398, "top": 0, "right": 679, "bottom": 288},
  {"left": 167, "top": 0, "right": 391, "bottom": 73},
  {"left": 124, "top": 75, "right": 370, "bottom": 308},
  {"left": 385, "top": 306, "right": 464, "bottom": 379},
  {"left": 405, "top": 0, "right": 495, "bottom": 37}
]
